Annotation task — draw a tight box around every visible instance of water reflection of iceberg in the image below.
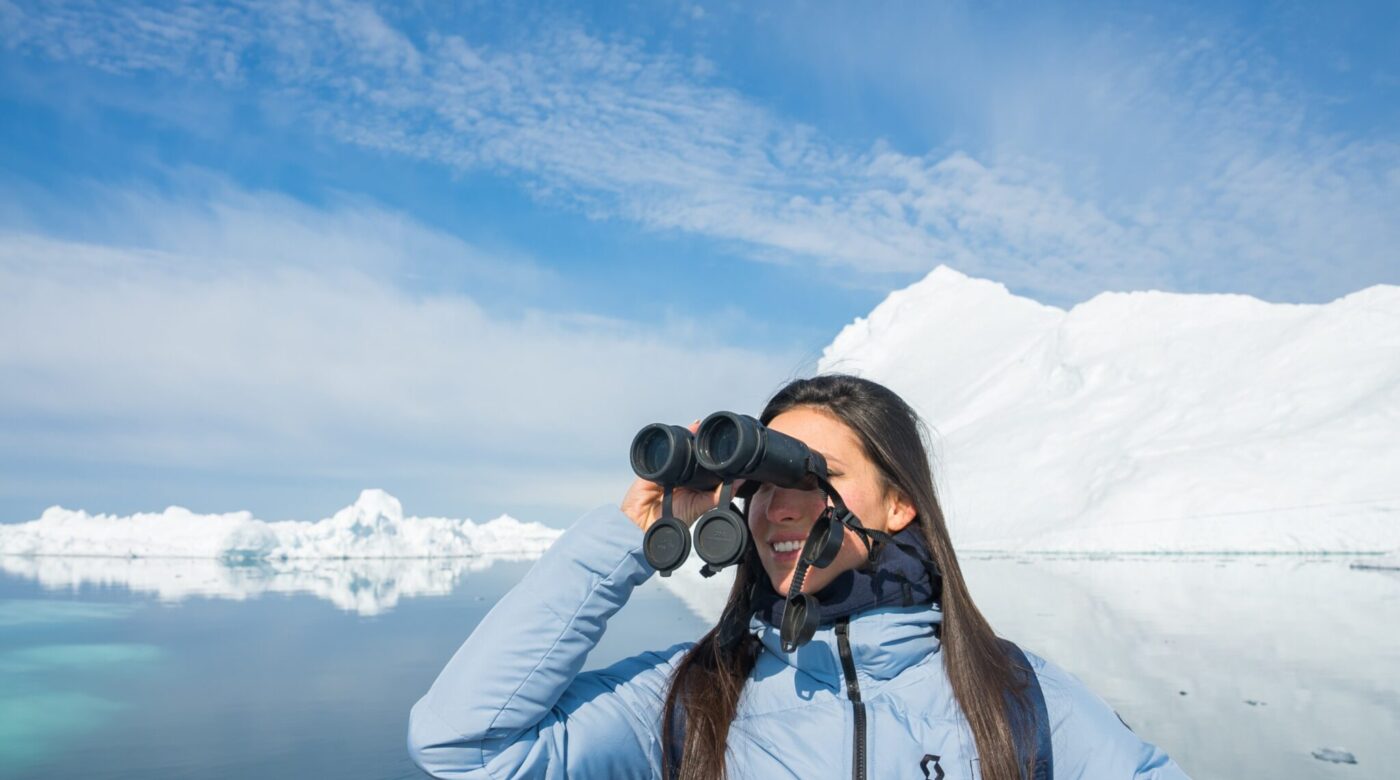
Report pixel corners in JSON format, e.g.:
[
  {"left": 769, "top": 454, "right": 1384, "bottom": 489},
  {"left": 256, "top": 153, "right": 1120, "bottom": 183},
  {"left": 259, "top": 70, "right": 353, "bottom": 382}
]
[
  {"left": 0, "top": 490, "right": 563, "bottom": 615},
  {"left": 0, "top": 555, "right": 540, "bottom": 616}
]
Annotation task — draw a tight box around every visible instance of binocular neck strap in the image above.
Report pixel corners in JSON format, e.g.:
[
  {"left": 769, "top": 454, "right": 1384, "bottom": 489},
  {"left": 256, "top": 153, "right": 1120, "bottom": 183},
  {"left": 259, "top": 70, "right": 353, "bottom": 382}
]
[
  {"left": 812, "top": 474, "right": 846, "bottom": 515},
  {"left": 812, "top": 473, "right": 884, "bottom": 561}
]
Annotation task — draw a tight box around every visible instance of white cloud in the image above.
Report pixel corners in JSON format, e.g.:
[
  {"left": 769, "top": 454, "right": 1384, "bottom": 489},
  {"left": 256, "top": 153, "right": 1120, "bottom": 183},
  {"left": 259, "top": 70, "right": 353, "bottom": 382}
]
[{"left": 0, "top": 183, "right": 803, "bottom": 517}]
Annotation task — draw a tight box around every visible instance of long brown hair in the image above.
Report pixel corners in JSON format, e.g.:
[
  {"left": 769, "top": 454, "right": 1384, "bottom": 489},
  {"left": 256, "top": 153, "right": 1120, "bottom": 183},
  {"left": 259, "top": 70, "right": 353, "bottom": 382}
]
[{"left": 660, "top": 374, "right": 1035, "bottom": 779}]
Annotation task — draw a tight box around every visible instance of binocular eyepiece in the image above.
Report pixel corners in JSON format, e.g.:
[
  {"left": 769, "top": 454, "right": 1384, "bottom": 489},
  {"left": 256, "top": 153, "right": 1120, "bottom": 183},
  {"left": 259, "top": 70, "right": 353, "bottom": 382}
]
[{"left": 630, "top": 412, "right": 830, "bottom": 577}]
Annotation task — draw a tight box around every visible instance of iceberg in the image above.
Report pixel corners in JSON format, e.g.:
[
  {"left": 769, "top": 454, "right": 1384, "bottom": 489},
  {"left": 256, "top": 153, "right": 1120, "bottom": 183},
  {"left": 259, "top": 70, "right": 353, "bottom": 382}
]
[
  {"left": 820, "top": 266, "right": 1400, "bottom": 553},
  {"left": 0, "top": 490, "right": 563, "bottom": 615},
  {"left": 0, "top": 489, "right": 561, "bottom": 560}
]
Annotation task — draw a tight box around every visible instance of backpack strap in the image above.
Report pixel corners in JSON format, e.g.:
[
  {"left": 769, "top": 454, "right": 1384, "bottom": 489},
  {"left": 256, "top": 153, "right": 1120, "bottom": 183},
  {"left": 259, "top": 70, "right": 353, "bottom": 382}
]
[{"left": 998, "top": 639, "right": 1054, "bottom": 780}]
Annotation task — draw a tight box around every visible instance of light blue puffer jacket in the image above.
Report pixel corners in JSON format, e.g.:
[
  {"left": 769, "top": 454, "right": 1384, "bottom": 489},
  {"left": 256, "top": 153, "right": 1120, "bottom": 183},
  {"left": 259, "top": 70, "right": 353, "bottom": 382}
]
[{"left": 408, "top": 505, "right": 1190, "bottom": 779}]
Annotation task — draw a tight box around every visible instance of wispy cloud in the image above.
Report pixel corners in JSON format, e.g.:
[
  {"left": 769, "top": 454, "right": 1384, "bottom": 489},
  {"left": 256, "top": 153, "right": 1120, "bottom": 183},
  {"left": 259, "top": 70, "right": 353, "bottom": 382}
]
[
  {"left": 4, "top": 173, "right": 550, "bottom": 292},
  {"left": 5, "top": 0, "right": 1394, "bottom": 304}
]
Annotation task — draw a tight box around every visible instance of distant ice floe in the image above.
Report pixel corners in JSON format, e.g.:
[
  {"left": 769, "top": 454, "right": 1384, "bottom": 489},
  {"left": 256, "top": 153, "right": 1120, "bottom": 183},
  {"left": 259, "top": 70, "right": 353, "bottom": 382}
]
[
  {"left": 0, "top": 490, "right": 562, "bottom": 615},
  {"left": 1351, "top": 552, "right": 1400, "bottom": 571},
  {"left": 821, "top": 266, "right": 1400, "bottom": 554},
  {"left": 1311, "top": 748, "right": 1358, "bottom": 765}
]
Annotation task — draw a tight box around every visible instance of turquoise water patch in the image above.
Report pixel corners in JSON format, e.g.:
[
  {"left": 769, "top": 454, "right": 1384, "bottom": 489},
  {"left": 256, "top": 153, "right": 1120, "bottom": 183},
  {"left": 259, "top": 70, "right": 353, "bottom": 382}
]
[
  {"left": 0, "top": 691, "right": 123, "bottom": 771},
  {"left": 0, "top": 643, "right": 163, "bottom": 673},
  {"left": 0, "top": 599, "right": 136, "bottom": 627},
  {"left": 0, "top": 643, "right": 159, "bottom": 772},
  {"left": 0, "top": 598, "right": 155, "bottom": 773}
]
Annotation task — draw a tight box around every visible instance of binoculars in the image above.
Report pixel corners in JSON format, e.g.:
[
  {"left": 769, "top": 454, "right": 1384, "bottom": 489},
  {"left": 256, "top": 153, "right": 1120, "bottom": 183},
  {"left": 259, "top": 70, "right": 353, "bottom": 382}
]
[
  {"left": 630, "top": 411, "right": 828, "bottom": 575},
  {"left": 630, "top": 411, "right": 861, "bottom": 651}
]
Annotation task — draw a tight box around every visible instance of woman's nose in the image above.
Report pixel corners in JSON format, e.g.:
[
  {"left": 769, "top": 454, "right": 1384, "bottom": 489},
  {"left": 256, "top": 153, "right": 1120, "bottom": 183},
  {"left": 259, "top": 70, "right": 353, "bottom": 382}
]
[{"left": 764, "top": 486, "right": 824, "bottom": 524}]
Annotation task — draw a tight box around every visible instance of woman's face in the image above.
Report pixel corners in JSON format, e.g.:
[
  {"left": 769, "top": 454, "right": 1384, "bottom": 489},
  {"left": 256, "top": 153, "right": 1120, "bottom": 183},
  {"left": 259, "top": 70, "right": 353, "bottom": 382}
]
[{"left": 744, "top": 405, "right": 915, "bottom": 596}]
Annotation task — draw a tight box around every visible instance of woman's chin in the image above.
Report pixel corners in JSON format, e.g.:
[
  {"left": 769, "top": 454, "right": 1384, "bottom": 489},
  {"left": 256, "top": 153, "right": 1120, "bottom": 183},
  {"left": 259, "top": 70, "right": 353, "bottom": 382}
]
[
  {"left": 768, "top": 568, "right": 815, "bottom": 596},
  {"left": 770, "top": 573, "right": 792, "bottom": 594}
]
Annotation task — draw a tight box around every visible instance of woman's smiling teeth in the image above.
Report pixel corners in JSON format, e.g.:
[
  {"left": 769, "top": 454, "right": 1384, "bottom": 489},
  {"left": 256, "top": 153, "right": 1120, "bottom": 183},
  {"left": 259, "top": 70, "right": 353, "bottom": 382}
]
[{"left": 771, "top": 540, "right": 803, "bottom": 553}]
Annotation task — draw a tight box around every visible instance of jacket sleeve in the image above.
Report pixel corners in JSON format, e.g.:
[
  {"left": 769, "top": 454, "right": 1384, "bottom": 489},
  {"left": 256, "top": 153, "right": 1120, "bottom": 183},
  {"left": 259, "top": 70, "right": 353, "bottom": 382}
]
[
  {"left": 407, "top": 504, "right": 691, "bottom": 779},
  {"left": 1028, "top": 651, "right": 1193, "bottom": 779}
]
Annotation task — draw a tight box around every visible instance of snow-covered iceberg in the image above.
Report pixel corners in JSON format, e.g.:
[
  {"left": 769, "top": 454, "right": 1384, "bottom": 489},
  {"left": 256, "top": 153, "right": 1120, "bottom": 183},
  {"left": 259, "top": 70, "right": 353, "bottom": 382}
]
[
  {"left": 0, "top": 489, "right": 561, "bottom": 560},
  {"left": 821, "top": 266, "right": 1400, "bottom": 552},
  {"left": 0, "top": 490, "right": 563, "bottom": 614}
]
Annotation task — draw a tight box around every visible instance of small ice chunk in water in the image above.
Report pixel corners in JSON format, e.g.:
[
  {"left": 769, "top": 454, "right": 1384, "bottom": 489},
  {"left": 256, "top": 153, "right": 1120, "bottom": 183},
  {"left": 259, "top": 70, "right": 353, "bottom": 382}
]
[{"left": 1311, "top": 748, "right": 1357, "bottom": 764}]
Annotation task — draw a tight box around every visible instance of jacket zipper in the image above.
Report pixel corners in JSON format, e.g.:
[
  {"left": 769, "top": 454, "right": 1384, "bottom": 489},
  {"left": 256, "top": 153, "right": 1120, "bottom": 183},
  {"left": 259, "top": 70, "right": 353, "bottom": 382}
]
[{"left": 834, "top": 617, "right": 867, "bottom": 780}]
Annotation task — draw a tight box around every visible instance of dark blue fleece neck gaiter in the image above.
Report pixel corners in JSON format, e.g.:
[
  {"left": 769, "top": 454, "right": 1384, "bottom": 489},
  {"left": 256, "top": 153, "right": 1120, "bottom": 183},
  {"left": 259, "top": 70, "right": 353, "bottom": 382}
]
[{"left": 750, "top": 523, "right": 939, "bottom": 629}]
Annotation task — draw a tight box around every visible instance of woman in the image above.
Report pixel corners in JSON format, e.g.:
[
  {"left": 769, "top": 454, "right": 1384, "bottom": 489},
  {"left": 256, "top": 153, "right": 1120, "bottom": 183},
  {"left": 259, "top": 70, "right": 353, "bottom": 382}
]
[{"left": 408, "top": 375, "right": 1189, "bottom": 779}]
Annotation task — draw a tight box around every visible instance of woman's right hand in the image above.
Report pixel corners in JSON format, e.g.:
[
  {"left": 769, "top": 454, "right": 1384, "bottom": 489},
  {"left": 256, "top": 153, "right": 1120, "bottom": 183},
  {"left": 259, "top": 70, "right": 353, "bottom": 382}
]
[{"left": 620, "top": 420, "right": 723, "bottom": 531}]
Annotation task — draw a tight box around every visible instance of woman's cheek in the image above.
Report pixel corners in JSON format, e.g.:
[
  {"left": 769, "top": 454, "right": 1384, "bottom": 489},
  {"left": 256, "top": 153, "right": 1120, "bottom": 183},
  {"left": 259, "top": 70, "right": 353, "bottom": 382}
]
[{"left": 836, "top": 525, "right": 872, "bottom": 570}]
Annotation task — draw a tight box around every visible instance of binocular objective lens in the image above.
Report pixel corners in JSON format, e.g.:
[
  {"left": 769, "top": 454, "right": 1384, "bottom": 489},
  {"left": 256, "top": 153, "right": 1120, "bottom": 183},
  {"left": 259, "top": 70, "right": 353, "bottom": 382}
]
[
  {"left": 705, "top": 417, "right": 739, "bottom": 464},
  {"left": 637, "top": 428, "right": 672, "bottom": 475}
]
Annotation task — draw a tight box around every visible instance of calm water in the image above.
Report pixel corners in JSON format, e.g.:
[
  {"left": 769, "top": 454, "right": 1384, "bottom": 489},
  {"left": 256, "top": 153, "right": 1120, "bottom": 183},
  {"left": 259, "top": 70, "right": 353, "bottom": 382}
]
[{"left": 1, "top": 554, "right": 1396, "bottom": 779}]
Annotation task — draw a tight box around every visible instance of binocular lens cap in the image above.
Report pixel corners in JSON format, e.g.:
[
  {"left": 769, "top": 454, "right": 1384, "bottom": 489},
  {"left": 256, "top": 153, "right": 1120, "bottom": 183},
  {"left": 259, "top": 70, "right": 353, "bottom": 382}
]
[
  {"left": 643, "top": 517, "right": 691, "bottom": 572},
  {"left": 780, "top": 593, "right": 819, "bottom": 653},
  {"left": 693, "top": 508, "right": 747, "bottom": 567},
  {"left": 802, "top": 510, "right": 844, "bottom": 568}
]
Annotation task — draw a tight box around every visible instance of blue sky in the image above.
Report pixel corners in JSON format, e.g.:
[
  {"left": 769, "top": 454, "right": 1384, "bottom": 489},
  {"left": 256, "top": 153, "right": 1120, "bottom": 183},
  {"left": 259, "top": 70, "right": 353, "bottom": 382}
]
[{"left": 1, "top": 0, "right": 1396, "bottom": 526}]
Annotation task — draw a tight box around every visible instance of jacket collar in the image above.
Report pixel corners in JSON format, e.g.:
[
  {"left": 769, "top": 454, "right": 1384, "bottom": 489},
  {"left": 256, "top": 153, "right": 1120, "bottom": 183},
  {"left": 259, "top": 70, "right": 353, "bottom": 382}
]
[
  {"left": 749, "top": 601, "right": 943, "bottom": 689},
  {"left": 745, "top": 524, "right": 943, "bottom": 688}
]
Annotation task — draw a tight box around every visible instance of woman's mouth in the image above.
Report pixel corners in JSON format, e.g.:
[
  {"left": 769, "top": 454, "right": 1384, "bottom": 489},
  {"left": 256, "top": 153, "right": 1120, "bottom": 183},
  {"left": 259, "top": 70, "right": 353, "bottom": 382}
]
[{"left": 768, "top": 538, "right": 803, "bottom": 564}]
